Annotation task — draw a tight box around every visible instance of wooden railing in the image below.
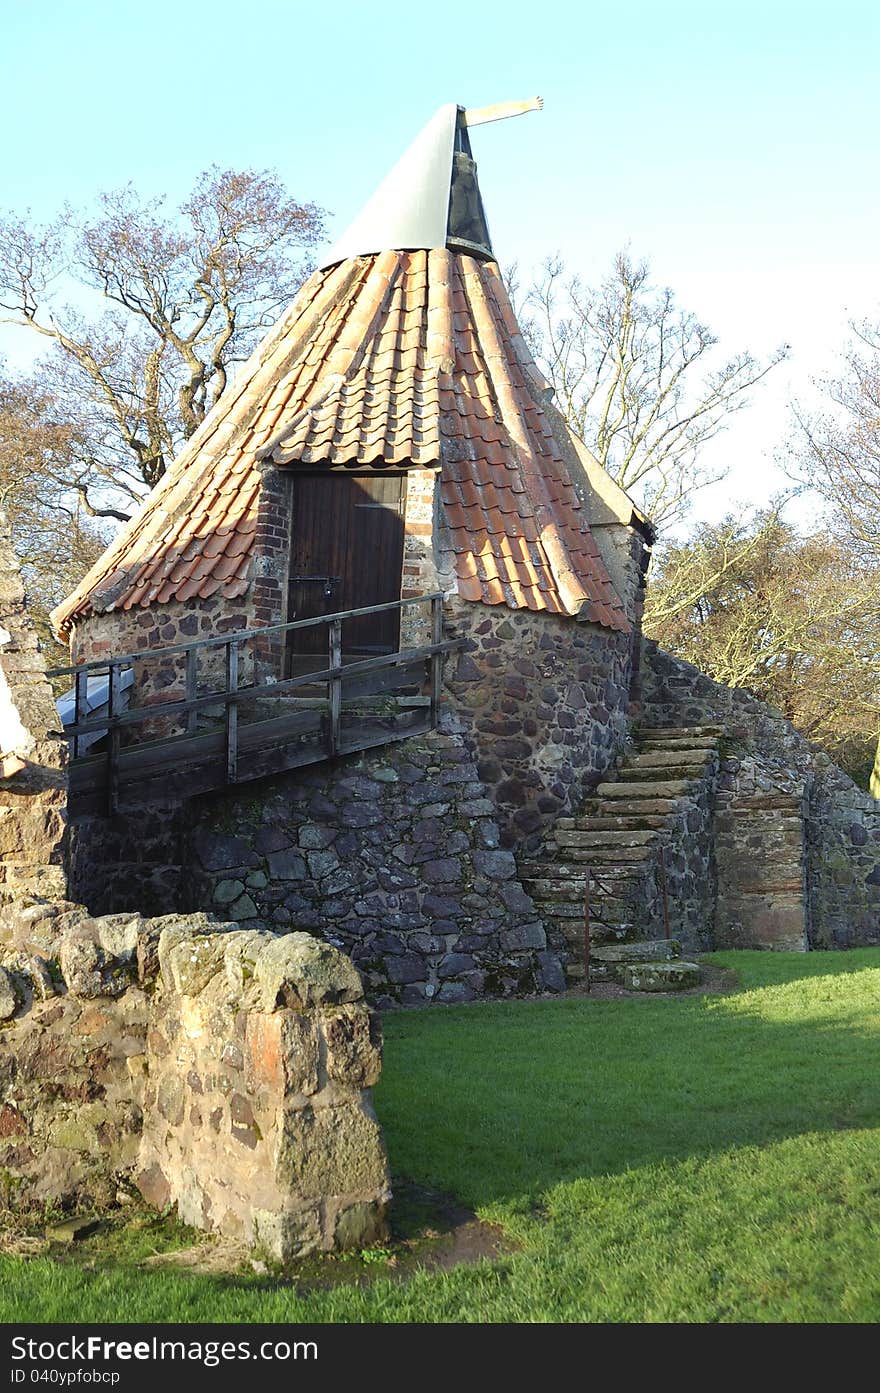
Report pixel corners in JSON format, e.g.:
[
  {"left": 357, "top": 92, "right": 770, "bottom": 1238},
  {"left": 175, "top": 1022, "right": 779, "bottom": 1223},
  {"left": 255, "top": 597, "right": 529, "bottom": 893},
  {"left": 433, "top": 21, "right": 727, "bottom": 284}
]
[{"left": 49, "top": 593, "right": 458, "bottom": 814}]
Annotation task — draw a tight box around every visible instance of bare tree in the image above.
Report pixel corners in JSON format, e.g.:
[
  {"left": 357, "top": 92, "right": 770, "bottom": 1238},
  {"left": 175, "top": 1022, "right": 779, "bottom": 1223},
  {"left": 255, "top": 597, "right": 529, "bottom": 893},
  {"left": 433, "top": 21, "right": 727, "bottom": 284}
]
[
  {"left": 786, "top": 320, "right": 880, "bottom": 792},
  {"left": 0, "top": 367, "right": 107, "bottom": 663},
  {"left": 645, "top": 510, "right": 880, "bottom": 784},
  {"left": 790, "top": 321, "right": 880, "bottom": 562},
  {"left": 517, "top": 251, "right": 787, "bottom": 530},
  {"left": 0, "top": 168, "right": 325, "bottom": 519}
]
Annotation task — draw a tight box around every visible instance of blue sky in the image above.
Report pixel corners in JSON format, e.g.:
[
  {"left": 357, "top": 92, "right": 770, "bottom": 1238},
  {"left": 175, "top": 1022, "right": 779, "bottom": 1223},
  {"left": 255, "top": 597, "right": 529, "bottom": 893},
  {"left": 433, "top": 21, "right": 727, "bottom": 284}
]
[{"left": 2, "top": 0, "right": 878, "bottom": 526}]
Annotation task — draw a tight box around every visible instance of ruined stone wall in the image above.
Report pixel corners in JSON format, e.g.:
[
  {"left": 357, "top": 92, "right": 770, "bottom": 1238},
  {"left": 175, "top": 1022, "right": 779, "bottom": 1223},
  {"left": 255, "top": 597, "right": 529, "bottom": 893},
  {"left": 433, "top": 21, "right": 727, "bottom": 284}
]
[
  {"left": 641, "top": 641, "right": 880, "bottom": 948},
  {"left": 0, "top": 899, "right": 390, "bottom": 1259},
  {"left": 443, "top": 602, "right": 633, "bottom": 849},
  {"left": 714, "top": 756, "right": 808, "bottom": 951},
  {"left": 140, "top": 927, "right": 390, "bottom": 1260},
  {"left": 0, "top": 899, "right": 166, "bottom": 1211}
]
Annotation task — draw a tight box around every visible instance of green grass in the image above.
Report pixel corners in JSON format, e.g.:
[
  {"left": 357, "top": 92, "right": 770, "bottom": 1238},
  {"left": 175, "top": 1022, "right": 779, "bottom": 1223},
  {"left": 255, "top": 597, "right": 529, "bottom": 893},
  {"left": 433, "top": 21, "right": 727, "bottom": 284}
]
[{"left": 3, "top": 949, "right": 880, "bottom": 1322}]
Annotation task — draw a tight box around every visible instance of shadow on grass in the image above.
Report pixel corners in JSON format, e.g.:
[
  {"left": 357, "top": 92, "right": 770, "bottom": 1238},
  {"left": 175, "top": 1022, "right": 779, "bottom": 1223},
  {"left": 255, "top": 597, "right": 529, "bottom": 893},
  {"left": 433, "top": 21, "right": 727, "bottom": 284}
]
[{"left": 375, "top": 950, "right": 880, "bottom": 1212}]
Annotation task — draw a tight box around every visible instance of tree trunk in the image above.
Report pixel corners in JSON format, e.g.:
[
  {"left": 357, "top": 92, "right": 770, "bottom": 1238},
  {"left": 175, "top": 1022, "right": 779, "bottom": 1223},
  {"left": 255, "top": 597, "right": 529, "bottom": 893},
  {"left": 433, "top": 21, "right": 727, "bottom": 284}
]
[{"left": 870, "top": 734, "right": 880, "bottom": 799}]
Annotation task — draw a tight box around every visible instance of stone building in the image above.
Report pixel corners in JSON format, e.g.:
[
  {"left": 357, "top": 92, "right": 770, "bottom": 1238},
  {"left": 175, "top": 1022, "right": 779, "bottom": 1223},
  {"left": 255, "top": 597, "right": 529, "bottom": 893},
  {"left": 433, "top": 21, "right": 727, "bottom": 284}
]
[
  {"left": 46, "top": 102, "right": 656, "bottom": 1001},
  {"left": 53, "top": 102, "right": 652, "bottom": 840},
  {"left": 45, "top": 101, "right": 880, "bottom": 996}
]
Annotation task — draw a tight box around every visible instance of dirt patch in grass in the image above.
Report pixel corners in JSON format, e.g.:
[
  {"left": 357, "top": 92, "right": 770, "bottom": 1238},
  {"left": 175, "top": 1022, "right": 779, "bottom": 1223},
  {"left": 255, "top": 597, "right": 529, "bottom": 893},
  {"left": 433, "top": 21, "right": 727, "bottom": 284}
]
[
  {"left": 0, "top": 1179, "right": 511, "bottom": 1291},
  {"left": 564, "top": 960, "right": 739, "bottom": 1002},
  {"left": 138, "top": 1178, "right": 510, "bottom": 1288},
  {"left": 0, "top": 1230, "right": 49, "bottom": 1260}
]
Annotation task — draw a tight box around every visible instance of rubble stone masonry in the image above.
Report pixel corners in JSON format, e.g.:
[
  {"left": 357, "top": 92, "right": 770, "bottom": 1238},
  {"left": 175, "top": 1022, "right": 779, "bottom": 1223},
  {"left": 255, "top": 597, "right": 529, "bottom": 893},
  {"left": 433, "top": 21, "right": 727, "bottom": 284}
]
[
  {"left": 444, "top": 602, "right": 633, "bottom": 849},
  {"left": 0, "top": 899, "right": 390, "bottom": 1259},
  {"left": 642, "top": 641, "right": 880, "bottom": 948}
]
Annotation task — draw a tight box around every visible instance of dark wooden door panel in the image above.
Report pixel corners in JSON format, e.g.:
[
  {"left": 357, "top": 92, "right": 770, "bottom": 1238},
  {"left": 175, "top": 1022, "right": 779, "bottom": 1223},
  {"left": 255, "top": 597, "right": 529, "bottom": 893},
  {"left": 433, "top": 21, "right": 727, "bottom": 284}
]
[
  {"left": 286, "top": 475, "right": 347, "bottom": 657},
  {"left": 286, "top": 473, "right": 406, "bottom": 668},
  {"left": 347, "top": 476, "right": 406, "bottom": 652}
]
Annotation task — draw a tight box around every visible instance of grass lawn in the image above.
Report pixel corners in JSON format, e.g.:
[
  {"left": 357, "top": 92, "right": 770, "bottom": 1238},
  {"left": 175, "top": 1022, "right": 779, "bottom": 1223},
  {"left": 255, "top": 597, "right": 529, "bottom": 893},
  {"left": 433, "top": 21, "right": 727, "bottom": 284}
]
[{"left": 2, "top": 949, "right": 880, "bottom": 1322}]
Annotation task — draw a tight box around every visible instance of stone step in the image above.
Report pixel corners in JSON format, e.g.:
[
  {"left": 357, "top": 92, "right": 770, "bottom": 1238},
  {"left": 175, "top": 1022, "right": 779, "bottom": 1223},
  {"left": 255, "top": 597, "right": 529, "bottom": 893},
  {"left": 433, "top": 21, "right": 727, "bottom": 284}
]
[
  {"left": 524, "top": 858, "right": 651, "bottom": 882},
  {"left": 544, "top": 842, "right": 656, "bottom": 863},
  {"left": 625, "top": 750, "right": 714, "bottom": 769},
  {"left": 621, "top": 961, "right": 702, "bottom": 992},
  {"left": 590, "top": 938, "right": 681, "bottom": 983},
  {"left": 557, "top": 845, "right": 654, "bottom": 864},
  {"left": 521, "top": 860, "right": 595, "bottom": 881},
  {"left": 585, "top": 860, "right": 653, "bottom": 877},
  {"left": 595, "top": 780, "right": 695, "bottom": 800},
  {"left": 636, "top": 726, "right": 723, "bottom": 739},
  {"left": 617, "top": 764, "right": 709, "bottom": 783},
  {"left": 553, "top": 828, "right": 660, "bottom": 849},
  {"left": 580, "top": 797, "right": 682, "bottom": 818},
  {"left": 591, "top": 939, "right": 680, "bottom": 964},
  {"left": 556, "top": 814, "right": 669, "bottom": 832},
  {"left": 558, "top": 923, "right": 633, "bottom": 950},
  {"left": 524, "top": 879, "right": 632, "bottom": 905},
  {"left": 531, "top": 897, "right": 630, "bottom": 920},
  {"left": 637, "top": 737, "right": 719, "bottom": 753}
]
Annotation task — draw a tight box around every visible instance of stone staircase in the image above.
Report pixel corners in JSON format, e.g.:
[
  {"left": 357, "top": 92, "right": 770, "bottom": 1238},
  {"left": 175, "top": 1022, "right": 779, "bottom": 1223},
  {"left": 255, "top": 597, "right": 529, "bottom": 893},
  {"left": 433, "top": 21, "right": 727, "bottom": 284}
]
[{"left": 520, "top": 726, "right": 722, "bottom": 984}]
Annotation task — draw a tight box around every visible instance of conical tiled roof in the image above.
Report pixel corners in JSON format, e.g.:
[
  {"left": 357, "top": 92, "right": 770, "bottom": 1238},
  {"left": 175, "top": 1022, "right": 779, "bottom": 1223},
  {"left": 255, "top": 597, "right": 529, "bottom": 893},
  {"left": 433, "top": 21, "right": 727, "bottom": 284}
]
[{"left": 53, "top": 108, "right": 632, "bottom": 637}]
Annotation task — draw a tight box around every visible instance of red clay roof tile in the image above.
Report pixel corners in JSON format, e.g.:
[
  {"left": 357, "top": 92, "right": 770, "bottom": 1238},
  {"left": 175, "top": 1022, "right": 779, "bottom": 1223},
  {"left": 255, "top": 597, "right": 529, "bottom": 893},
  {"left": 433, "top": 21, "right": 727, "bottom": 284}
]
[{"left": 54, "top": 247, "right": 629, "bottom": 635}]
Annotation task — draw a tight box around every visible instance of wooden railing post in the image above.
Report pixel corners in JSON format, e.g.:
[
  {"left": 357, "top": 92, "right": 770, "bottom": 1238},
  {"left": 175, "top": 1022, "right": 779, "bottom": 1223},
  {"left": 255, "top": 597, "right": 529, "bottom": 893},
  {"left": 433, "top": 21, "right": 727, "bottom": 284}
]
[
  {"left": 328, "top": 618, "right": 342, "bottom": 757},
  {"left": 430, "top": 594, "right": 443, "bottom": 728},
  {"left": 185, "top": 645, "right": 199, "bottom": 734},
  {"left": 73, "top": 668, "right": 89, "bottom": 760},
  {"left": 225, "top": 640, "right": 239, "bottom": 783},
  {"left": 107, "top": 663, "right": 122, "bottom": 814}
]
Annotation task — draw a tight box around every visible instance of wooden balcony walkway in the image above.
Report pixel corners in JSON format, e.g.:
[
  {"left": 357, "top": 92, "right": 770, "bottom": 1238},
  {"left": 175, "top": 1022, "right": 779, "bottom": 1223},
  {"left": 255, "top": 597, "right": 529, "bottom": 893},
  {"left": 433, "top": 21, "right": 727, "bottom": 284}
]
[{"left": 50, "top": 595, "right": 459, "bottom": 819}]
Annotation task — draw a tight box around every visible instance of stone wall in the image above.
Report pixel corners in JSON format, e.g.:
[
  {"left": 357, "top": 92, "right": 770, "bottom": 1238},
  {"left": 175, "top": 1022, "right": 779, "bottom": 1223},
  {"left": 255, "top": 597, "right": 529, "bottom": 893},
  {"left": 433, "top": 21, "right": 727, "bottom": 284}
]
[
  {"left": 0, "top": 898, "right": 159, "bottom": 1210},
  {"left": 714, "top": 756, "right": 808, "bottom": 951},
  {"left": 139, "top": 927, "right": 390, "bottom": 1260},
  {"left": 444, "top": 602, "right": 633, "bottom": 849},
  {"left": 70, "top": 593, "right": 258, "bottom": 740},
  {"left": 0, "top": 897, "right": 391, "bottom": 1259},
  {"left": 641, "top": 641, "right": 880, "bottom": 948},
  {"left": 68, "top": 802, "right": 191, "bottom": 918},
  {"left": 0, "top": 519, "right": 68, "bottom": 904},
  {"left": 658, "top": 753, "right": 719, "bottom": 952},
  {"left": 185, "top": 726, "right": 564, "bottom": 1006}
]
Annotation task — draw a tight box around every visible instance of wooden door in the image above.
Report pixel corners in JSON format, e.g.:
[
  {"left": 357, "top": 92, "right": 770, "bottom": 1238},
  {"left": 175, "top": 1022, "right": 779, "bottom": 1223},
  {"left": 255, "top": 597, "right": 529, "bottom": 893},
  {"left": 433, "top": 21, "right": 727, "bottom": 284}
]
[{"left": 286, "top": 473, "right": 407, "bottom": 668}]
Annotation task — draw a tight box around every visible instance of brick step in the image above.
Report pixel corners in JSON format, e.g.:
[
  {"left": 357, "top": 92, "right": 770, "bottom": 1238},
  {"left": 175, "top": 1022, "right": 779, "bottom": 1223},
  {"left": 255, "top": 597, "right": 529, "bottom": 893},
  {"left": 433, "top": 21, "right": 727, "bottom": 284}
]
[
  {"left": 595, "top": 779, "right": 695, "bottom": 799},
  {"left": 555, "top": 814, "right": 669, "bottom": 832},
  {"left": 553, "top": 828, "right": 660, "bottom": 849}
]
